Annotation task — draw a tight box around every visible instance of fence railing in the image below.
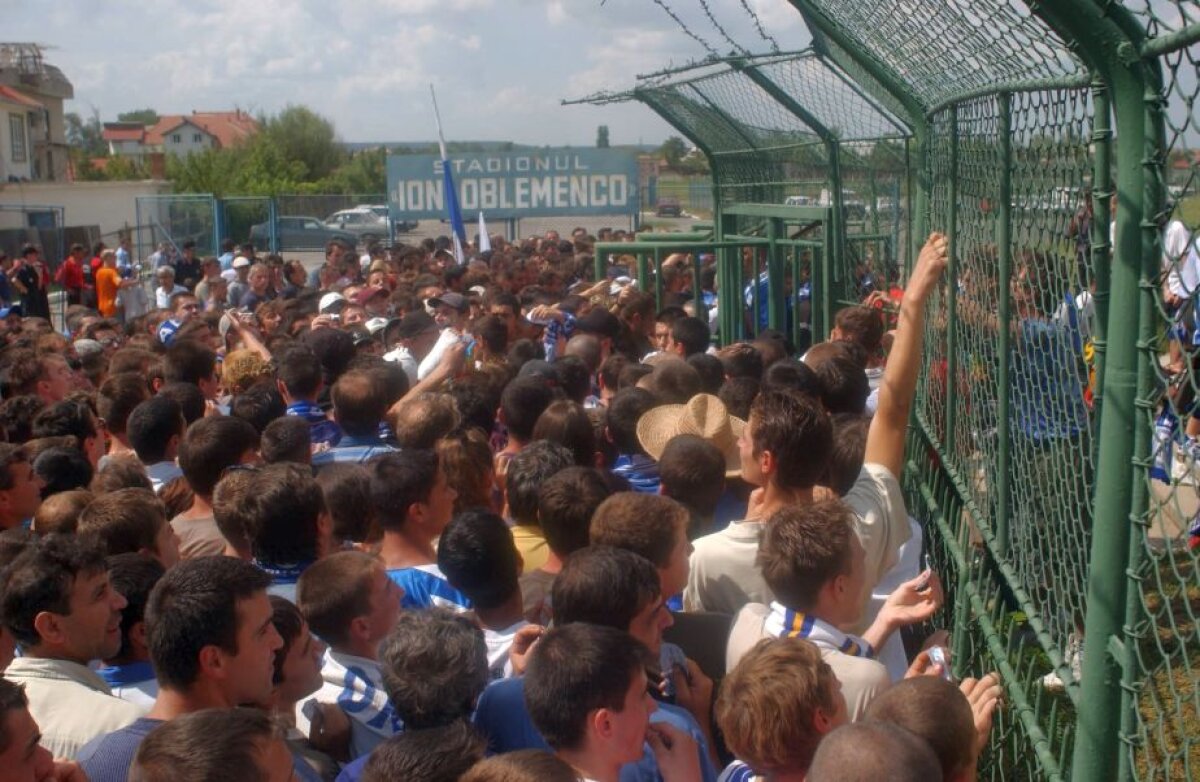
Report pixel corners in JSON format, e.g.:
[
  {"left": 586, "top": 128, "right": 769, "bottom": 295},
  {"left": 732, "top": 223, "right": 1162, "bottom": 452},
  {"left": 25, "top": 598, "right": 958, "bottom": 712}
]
[{"left": 576, "top": 3, "right": 1199, "bottom": 779}]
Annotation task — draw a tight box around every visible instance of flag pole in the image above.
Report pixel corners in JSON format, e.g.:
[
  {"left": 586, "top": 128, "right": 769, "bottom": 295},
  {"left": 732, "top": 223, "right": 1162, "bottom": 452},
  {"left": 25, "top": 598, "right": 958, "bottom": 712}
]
[{"left": 430, "top": 84, "right": 466, "bottom": 264}]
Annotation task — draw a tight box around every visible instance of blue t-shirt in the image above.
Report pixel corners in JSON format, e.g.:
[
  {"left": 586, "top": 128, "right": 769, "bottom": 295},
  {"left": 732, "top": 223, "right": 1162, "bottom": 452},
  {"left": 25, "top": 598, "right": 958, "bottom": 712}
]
[
  {"left": 612, "top": 454, "right": 661, "bottom": 494},
  {"left": 78, "top": 717, "right": 164, "bottom": 782},
  {"left": 1011, "top": 317, "right": 1087, "bottom": 442},
  {"left": 287, "top": 400, "right": 343, "bottom": 449},
  {"left": 387, "top": 565, "right": 472, "bottom": 612},
  {"left": 472, "top": 677, "right": 718, "bottom": 782}
]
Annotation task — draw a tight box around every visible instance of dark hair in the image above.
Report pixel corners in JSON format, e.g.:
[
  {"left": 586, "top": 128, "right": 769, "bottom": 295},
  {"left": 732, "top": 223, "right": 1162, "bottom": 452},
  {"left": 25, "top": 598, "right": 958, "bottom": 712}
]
[
  {"left": 670, "top": 316, "right": 710, "bottom": 356},
  {"left": 300, "top": 327, "right": 356, "bottom": 388},
  {"left": 552, "top": 545, "right": 661, "bottom": 630},
  {"left": 145, "top": 556, "right": 272, "bottom": 689},
  {"left": 718, "top": 342, "right": 764, "bottom": 380},
  {"left": 447, "top": 376, "right": 505, "bottom": 437},
  {"left": 864, "top": 676, "right": 978, "bottom": 779},
  {"left": 687, "top": 353, "right": 724, "bottom": 395},
  {"left": 0, "top": 534, "right": 107, "bottom": 647},
  {"left": 130, "top": 707, "right": 286, "bottom": 782},
  {"left": 229, "top": 383, "right": 286, "bottom": 434},
  {"left": 599, "top": 354, "right": 631, "bottom": 392},
  {"left": 98, "top": 373, "right": 151, "bottom": 436},
  {"left": 360, "top": 721, "right": 485, "bottom": 782},
  {"left": 500, "top": 376, "right": 557, "bottom": 443},
  {"left": 551, "top": 356, "right": 590, "bottom": 404},
  {"left": 315, "top": 464, "right": 374, "bottom": 544},
  {"left": 77, "top": 488, "right": 167, "bottom": 558},
  {"left": 438, "top": 510, "right": 520, "bottom": 611},
  {"left": 276, "top": 345, "right": 323, "bottom": 399},
  {"left": 718, "top": 376, "right": 760, "bottom": 421},
  {"left": 590, "top": 493, "right": 688, "bottom": 568},
  {"left": 260, "top": 416, "right": 312, "bottom": 465},
  {"left": 531, "top": 401, "right": 595, "bottom": 467},
  {"left": 244, "top": 464, "right": 326, "bottom": 564},
  {"left": 749, "top": 390, "right": 832, "bottom": 490},
  {"left": 505, "top": 440, "right": 573, "bottom": 526},
  {"left": 524, "top": 624, "right": 652, "bottom": 751},
  {"left": 0, "top": 395, "right": 45, "bottom": 443},
  {"left": 758, "top": 501, "right": 855, "bottom": 612},
  {"left": 163, "top": 341, "right": 217, "bottom": 387},
  {"left": 0, "top": 678, "right": 29, "bottom": 753},
  {"left": 296, "top": 550, "right": 378, "bottom": 647},
  {"left": 835, "top": 305, "right": 886, "bottom": 354},
  {"left": 827, "top": 413, "right": 870, "bottom": 496},
  {"left": 33, "top": 446, "right": 93, "bottom": 497},
  {"left": 606, "top": 387, "right": 656, "bottom": 455},
  {"left": 178, "top": 416, "right": 260, "bottom": 498},
  {"left": 537, "top": 467, "right": 610, "bottom": 557},
  {"left": 127, "top": 397, "right": 185, "bottom": 464},
  {"left": 807, "top": 722, "right": 942, "bottom": 782},
  {"left": 268, "top": 595, "right": 305, "bottom": 686},
  {"left": 657, "top": 434, "right": 726, "bottom": 523},
  {"left": 212, "top": 470, "right": 255, "bottom": 555},
  {"left": 379, "top": 609, "right": 489, "bottom": 729},
  {"left": 107, "top": 553, "right": 166, "bottom": 662},
  {"left": 331, "top": 370, "right": 388, "bottom": 437},
  {"left": 369, "top": 450, "right": 439, "bottom": 530},
  {"left": 156, "top": 383, "right": 205, "bottom": 426},
  {"left": 640, "top": 359, "right": 701, "bottom": 405},
  {"left": 32, "top": 399, "right": 98, "bottom": 443},
  {"left": 474, "top": 315, "right": 509, "bottom": 357},
  {"left": 762, "top": 359, "right": 822, "bottom": 399},
  {"left": 814, "top": 355, "right": 870, "bottom": 415},
  {"left": 391, "top": 393, "right": 460, "bottom": 450},
  {"left": 0, "top": 444, "right": 29, "bottom": 492}
]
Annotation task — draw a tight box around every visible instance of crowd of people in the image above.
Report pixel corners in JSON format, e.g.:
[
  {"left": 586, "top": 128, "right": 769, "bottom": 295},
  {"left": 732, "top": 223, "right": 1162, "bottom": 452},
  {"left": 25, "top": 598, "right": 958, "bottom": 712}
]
[{"left": 0, "top": 226, "right": 1004, "bottom": 782}]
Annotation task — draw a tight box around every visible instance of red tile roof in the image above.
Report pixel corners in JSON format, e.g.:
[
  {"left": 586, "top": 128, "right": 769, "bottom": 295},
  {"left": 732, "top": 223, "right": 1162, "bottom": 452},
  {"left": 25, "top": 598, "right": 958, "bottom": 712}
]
[
  {"left": 102, "top": 125, "right": 146, "bottom": 143},
  {"left": 0, "top": 85, "right": 43, "bottom": 110},
  {"left": 145, "top": 111, "right": 259, "bottom": 149}
]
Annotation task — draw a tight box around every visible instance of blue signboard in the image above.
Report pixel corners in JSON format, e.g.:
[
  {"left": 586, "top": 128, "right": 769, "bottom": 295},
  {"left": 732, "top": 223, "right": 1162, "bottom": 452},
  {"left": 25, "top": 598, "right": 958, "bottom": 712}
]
[{"left": 387, "top": 148, "right": 640, "bottom": 220}]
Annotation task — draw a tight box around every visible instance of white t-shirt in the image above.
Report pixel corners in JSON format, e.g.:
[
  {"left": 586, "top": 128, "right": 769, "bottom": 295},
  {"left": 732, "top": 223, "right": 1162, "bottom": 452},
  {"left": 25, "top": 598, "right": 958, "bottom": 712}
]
[
  {"left": 683, "top": 518, "right": 769, "bottom": 615},
  {"left": 484, "top": 619, "right": 530, "bottom": 680},
  {"left": 417, "top": 328, "right": 462, "bottom": 380}
]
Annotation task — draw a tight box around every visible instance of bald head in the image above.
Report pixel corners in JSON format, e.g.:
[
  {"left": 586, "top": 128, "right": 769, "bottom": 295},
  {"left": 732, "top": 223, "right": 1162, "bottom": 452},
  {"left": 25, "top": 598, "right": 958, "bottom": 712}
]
[
  {"left": 807, "top": 721, "right": 941, "bottom": 782},
  {"left": 564, "top": 334, "right": 602, "bottom": 374}
]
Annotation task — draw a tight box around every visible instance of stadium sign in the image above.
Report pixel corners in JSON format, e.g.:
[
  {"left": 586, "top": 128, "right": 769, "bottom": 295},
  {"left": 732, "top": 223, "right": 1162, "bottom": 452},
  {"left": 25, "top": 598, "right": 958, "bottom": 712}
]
[{"left": 387, "top": 149, "right": 640, "bottom": 220}]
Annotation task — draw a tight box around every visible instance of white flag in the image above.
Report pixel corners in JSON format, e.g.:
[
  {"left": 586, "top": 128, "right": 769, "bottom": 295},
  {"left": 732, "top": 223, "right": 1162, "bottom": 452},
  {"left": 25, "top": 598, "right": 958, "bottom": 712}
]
[{"left": 478, "top": 212, "right": 491, "bottom": 253}]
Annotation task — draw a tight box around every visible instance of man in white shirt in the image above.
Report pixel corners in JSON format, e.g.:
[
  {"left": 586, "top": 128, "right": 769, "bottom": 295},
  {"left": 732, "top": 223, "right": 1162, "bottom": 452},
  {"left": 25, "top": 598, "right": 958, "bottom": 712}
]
[
  {"left": 383, "top": 311, "right": 441, "bottom": 387},
  {"left": 418, "top": 293, "right": 470, "bottom": 380}
]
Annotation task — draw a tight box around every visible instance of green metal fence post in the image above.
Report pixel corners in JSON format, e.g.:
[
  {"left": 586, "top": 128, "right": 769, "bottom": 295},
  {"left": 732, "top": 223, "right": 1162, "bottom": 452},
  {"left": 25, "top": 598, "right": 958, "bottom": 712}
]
[
  {"left": 944, "top": 105, "right": 960, "bottom": 461},
  {"left": 1088, "top": 79, "right": 1112, "bottom": 438},
  {"left": 766, "top": 217, "right": 783, "bottom": 331},
  {"left": 1025, "top": 2, "right": 1161, "bottom": 779},
  {"left": 995, "top": 91, "right": 1013, "bottom": 560},
  {"left": 828, "top": 140, "right": 846, "bottom": 320}
]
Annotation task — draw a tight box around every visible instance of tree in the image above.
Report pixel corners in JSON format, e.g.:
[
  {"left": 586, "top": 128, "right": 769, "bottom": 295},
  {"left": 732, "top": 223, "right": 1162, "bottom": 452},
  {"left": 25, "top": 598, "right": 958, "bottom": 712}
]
[
  {"left": 660, "top": 136, "right": 687, "bottom": 168},
  {"left": 65, "top": 110, "right": 105, "bottom": 157},
  {"left": 596, "top": 125, "right": 610, "bottom": 148},
  {"left": 117, "top": 109, "right": 159, "bottom": 126},
  {"left": 260, "top": 105, "right": 344, "bottom": 181}
]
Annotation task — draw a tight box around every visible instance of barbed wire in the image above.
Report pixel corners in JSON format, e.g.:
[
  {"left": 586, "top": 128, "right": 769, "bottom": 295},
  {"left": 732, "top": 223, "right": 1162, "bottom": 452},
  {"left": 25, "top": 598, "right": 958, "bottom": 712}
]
[
  {"left": 738, "top": 0, "right": 782, "bottom": 53},
  {"left": 649, "top": 0, "right": 720, "bottom": 57},
  {"left": 696, "top": 0, "right": 750, "bottom": 55}
]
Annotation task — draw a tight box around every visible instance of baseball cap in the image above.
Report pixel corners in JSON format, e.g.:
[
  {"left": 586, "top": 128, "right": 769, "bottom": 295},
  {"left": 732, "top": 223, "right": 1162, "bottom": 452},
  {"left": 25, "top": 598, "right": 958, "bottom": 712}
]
[
  {"left": 517, "top": 360, "right": 560, "bottom": 385},
  {"left": 232, "top": 256, "right": 251, "bottom": 269},
  {"left": 428, "top": 292, "right": 469, "bottom": 312},
  {"left": 365, "top": 317, "right": 391, "bottom": 336},
  {"left": 354, "top": 286, "right": 388, "bottom": 306},
  {"left": 319, "top": 292, "right": 347, "bottom": 314},
  {"left": 395, "top": 311, "right": 439, "bottom": 339}
]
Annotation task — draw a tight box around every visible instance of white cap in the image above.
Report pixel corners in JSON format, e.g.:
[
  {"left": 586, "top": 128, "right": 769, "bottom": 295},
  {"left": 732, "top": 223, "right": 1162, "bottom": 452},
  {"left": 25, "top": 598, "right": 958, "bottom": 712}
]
[
  {"left": 232, "top": 256, "right": 251, "bottom": 269},
  {"left": 609, "top": 276, "right": 635, "bottom": 295},
  {"left": 365, "top": 317, "right": 390, "bottom": 335},
  {"left": 220, "top": 269, "right": 238, "bottom": 283},
  {"left": 319, "top": 292, "right": 347, "bottom": 313},
  {"left": 468, "top": 285, "right": 487, "bottom": 297}
]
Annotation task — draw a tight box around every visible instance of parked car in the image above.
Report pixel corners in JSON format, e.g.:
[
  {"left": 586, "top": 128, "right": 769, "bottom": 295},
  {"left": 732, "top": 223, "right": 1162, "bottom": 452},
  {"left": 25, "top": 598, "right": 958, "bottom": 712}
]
[
  {"left": 249, "top": 217, "right": 357, "bottom": 251},
  {"left": 324, "top": 208, "right": 390, "bottom": 244},
  {"left": 361, "top": 204, "right": 417, "bottom": 233},
  {"left": 656, "top": 197, "right": 682, "bottom": 217},
  {"left": 784, "top": 195, "right": 814, "bottom": 206}
]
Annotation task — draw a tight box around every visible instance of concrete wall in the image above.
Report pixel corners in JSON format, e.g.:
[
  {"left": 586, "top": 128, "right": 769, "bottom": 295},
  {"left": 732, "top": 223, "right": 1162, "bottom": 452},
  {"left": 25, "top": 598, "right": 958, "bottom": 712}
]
[{"left": 0, "top": 179, "right": 171, "bottom": 238}]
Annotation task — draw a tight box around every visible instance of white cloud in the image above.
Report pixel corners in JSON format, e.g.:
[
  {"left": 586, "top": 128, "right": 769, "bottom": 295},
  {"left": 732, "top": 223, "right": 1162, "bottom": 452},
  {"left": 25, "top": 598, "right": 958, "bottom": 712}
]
[{"left": 546, "top": 1, "right": 567, "bottom": 26}]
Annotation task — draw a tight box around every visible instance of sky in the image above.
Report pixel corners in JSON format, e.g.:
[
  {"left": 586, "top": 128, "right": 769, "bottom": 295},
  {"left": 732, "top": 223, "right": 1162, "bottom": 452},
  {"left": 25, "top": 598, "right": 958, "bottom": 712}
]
[{"left": 1, "top": 0, "right": 810, "bottom": 146}]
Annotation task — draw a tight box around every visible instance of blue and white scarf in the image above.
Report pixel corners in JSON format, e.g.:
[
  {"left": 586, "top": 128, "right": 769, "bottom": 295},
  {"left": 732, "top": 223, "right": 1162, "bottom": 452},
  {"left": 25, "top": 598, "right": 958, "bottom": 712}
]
[{"left": 762, "top": 601, "right": 875, "bottom": 658}]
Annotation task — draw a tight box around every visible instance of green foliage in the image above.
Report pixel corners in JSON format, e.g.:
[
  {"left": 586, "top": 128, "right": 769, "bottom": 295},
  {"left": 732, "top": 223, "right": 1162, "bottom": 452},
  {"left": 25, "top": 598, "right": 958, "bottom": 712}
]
[
  {"left": 596, "top": 125, "right": 610, "bottom": 148},
  {"left": 259, "top": 105, "right": 344, "bottom": 181},
  {"left": 167, "top": 135, "right": 306, "bottom": 196},
  {"left": 65, "top": 111, "right": 105, "bottom": 157},
  {"left": 116, "top": 108, "right": 159, "bottom": 126},
  {"left": 660, "top": 136, "right": 687, "bottom": 168}
]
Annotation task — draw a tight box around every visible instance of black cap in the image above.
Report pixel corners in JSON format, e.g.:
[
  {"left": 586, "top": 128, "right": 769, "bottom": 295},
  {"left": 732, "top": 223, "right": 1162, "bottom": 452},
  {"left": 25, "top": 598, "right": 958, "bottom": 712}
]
[
  {"left": 428, "top": 292, "right": 469, "bottom": 312},
  {"left": 517, "top": 360, "right": 560, "bottom": 385}
]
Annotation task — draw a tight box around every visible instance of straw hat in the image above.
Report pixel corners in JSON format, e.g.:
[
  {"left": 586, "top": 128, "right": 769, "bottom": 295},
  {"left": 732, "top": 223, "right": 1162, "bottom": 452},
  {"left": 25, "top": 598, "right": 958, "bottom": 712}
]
[{"left": 636, "top": 393, "right": 746, "bottom": 478}]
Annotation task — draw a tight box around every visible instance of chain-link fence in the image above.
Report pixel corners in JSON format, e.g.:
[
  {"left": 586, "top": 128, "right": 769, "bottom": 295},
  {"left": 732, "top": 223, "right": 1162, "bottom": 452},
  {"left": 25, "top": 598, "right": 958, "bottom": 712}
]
[{"left": 576, "top": 1, "right": 1198, "bottom": 779}]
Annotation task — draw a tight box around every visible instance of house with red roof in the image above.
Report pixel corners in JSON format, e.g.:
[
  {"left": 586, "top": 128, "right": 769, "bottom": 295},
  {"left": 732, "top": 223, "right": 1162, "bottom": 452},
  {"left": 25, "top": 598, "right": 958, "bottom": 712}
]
[
  {"left": 0, "top": 43, "right": 73, "bottom": 181},
  {"left": 102, "top": 110, "right": 259, "bottom": 159}
]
